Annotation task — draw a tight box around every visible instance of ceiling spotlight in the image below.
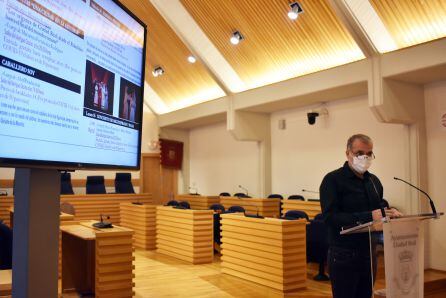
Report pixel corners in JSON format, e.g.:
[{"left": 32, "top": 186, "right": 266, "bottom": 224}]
[
  {"left": 230, "top": 30, "right": 244, "bottom": 45},
  {"left": 187, "top": 56, "right": 196, "bottom": 63},
  {"left": 288, "top": 2, "right": 303, "bottom": 20},
  {"left": 152, "top": 66, "right": 164, "bottom": 77}
]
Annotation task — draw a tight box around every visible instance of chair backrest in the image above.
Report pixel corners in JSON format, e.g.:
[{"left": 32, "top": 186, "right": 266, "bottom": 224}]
[
  {"left": 60, "top": 202, "right": 76, "bottom": 215},
  {"left": 209, "top": 204, "right": 225, "bottom": 213},
  {"left": 166, "top": 200, "right": 179, "bottom": 206},
  {"left": 284, "top": 210, "right": 309, "bottom": 221},
  {"left": 60, "top": 172, "right": 74, "bottom": 195},
  {"left": 219, "top": 192, "right": 231, "bottom": 197},
  {"left": 178, "top": 201, "right": 191, "bottom": 209},
  {"left": 115, "top": 173, "right": 135, "bottom": 194},
  {"left": 306, "top": 214, "right": 329, "bottom": 263},
  {"left": 233, "top": 193, "right": 251, "bottom": 198},
  {"left": 0, "top": 222, "right": 13, "bottom": 270},
  {"left": 313, "top": 213, "right": 324, "bottom": 221},
  {"left": 288, "top": 195, "right": 305, "bottom": 201},
  {"left": 227, "top": 205, "right": 245, "bottom": 213},
  {"left": 268, "top": 194, "right": 283, "bottom": 199},
  {"left": 86, "top": 176, "right": 106, "bottom": 194}
]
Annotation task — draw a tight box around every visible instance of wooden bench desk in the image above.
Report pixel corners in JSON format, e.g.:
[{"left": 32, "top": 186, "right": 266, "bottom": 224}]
[
  {"left": 281, "top": 200, "right": 321, "bottom": 219},
  {"left": 175, "top": 194, "right": 220, "bottom": 210},
  {"left": 220, "top": 197, "right": 281, "bottom": 218},
  {"left": 61, "top": 221, "right": 134, "bottom": 297},
  {"left": 119, "top": 203, "right": 156, "bottom": 250},
  {"left": 156, "top": 206, "right": 214, "bottom": 264},
  {"left": 220, "top": 213, "right": 307, "bottom": 292},
  {"left": 0, "top": 269, "right": 12, "bottom": 297}
]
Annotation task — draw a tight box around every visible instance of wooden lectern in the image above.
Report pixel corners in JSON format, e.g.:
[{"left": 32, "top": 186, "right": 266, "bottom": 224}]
[{"left": 341, "top": 213, "right": 443, "bottom": 298}]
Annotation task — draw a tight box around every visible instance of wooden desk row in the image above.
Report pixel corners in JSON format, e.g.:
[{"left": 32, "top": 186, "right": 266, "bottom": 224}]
[
  {"left": 0, "top": 193, "right": 152, "bottom": 227},
  {"left": 176, "top": 194, "right": 322, "bottom": 219}
]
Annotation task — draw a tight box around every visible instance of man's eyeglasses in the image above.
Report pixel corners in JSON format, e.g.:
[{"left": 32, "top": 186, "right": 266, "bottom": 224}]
[{"left": 350, "top": 151, "right": 375, "bottom": 160}]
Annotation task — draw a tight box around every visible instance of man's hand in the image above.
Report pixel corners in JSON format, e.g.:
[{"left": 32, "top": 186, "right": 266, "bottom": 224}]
[
  {"left": 372, "top": 209, "right": 384, "bottom": 221},
  {"left": 385, "top": 208, "right": 403, "bottom": 218}
]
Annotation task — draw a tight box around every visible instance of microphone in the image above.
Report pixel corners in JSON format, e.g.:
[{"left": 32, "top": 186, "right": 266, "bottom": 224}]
[
  {"left": 394, "top": 177, "right": 437, "bottom": 215},
  {"left": 93, "top": 214, "right": 113, "bottom": 229},
  {"left": 189, "top": 186, "right": 199, "bottom": 195},
  {"left": 302, "top": 189, "right": 319, "bottom": 194},
  {"left": 238, "top": 185, "right": 249, "bottom": 196}
]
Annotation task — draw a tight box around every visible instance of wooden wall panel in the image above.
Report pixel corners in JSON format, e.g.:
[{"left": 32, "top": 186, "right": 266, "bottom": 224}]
[{"left": 140, "top": 153, "right": 177, "bottom": 205}]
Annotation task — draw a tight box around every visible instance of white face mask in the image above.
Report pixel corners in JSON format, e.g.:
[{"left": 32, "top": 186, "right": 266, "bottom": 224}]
[{"left": 351, "top": 155, "right": 373, "bottom": 174}]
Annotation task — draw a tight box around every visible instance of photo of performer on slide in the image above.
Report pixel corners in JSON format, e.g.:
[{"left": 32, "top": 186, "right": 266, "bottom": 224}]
[
  {"left": 84, "top": 60, "right": 115, "bottom": 115},
  {"left": 119, "top": 78, "right": 141, "bottom": 123}
]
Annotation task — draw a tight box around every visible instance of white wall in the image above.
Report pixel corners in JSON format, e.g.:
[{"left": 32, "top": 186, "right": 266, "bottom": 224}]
[
  {"left": 425, "top": 81, "right": 446, "bottom": 270},
  {"left": 0, "top": 106, "right": 159, "bottom": 194},
  {"left": 271, "top": 96, "right": 409, "bottom": 208},
  {"left": 189, "top": 122, "right": 260, "bottom": 197}
]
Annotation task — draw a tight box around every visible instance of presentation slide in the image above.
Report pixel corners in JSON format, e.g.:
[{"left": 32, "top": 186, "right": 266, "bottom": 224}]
[{"left": 0, "top": 0, "right": 145, "bottom": 168}]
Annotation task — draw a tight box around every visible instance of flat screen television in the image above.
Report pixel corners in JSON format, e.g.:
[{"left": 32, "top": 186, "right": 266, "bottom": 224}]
[{"left": 0, "top": 0, "right": 147, "bottom": 170}]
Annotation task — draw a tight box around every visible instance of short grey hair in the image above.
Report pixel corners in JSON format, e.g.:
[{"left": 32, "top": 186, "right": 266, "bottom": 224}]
[{"left": 347, "top": 134, "right": 372, "bottom": 150}]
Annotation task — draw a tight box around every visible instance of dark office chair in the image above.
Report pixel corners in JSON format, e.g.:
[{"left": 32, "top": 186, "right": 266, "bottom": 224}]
[
  {"left": 86, "top": 176, "right": 106, "bottom": 194},
  {"left": 60, "top": 172, "right": 74, "bottom": 195},
  {"left": 307, "top": 213, "right": 329, "bottom": 281},
  {"left": 288, "top": 195, "right": 305, "bottom": 201},
  {"left": 209, "top": 204, "right": 225, "bottom": 213},
  {"left": 178, "top": 201, "right": 191, "bottom": 209},
  {"left": 166, "top": 200, "right": 179, "bottom": 207},
  {"left": 211, "top": 204, "right": 225, "bottom": 247},
  {"left": 233, "top": 193, "right": 251, "bottom": 198},
  {"left": 227, "top": 205, "right": 245, "bottom": 213},
  {"left": 284, "top": 210, "right": 309, "bottom": 221},
  {"left": 115, "top": 173, "right": 135, "bottom": 194},
  {"left": 0, "top": 222, "right": 13, "bottom": 270},
  {"left": 268, "top": 194, "right": 283, "bottom": 199},
  {"left": 219, "top": 192, "right": 231, "bottom": 197}
]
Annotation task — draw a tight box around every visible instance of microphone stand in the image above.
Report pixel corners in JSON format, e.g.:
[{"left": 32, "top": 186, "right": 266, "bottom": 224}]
[
  {"left": 238, "top": 185, "right": 249, "bottom": 197},
  {"left": 394, "top": 177, "right": 437, "bottom": 215}
]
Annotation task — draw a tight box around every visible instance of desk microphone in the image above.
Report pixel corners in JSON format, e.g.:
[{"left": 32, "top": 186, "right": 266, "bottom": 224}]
[
  {"left": 302, "top": 189, "right": 319, "bottom": 194},
  {"left": 394, "top": 177, "right": 437, "bottom": 215},
  {"left": 93, "top": 214, "right": 113, "bottom": 229},
  {"left": 189, "top": 186, "right": 199, "bottom": 195},
  {"left": 238, "top": 185, "right": 249, "bottom": 196}
]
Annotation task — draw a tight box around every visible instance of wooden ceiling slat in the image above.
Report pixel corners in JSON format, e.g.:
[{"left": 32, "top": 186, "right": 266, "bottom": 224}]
[
  {"left": 370, "top": 0, "right": 446, "bottom": 50},
  {"left": 180, "top": 0, "right": 365, "bottom": 90},
  {"left": 119, "top": 0, "right": 224, "bottom": 110}
]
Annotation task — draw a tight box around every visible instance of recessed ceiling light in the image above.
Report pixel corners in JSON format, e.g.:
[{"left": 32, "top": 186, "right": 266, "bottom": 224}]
[
  {"left": 288, "top": 2, "right": 303, "bottom": 20},
  {"left": 230, "top": 30, "right": 244, "bottom": 45},
  {"left": 187, "top": 56, "right": 196, "bottom": 63},
  {"left": 152, "top": 66, "right": 164, "bottom": 77}
]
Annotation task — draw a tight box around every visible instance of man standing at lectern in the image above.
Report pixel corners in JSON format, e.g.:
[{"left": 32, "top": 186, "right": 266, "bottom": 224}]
[{"left": 320, "top": 134, "right": 401, "bottom": 298}]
